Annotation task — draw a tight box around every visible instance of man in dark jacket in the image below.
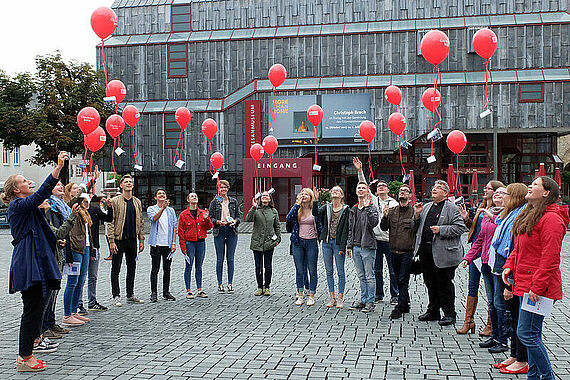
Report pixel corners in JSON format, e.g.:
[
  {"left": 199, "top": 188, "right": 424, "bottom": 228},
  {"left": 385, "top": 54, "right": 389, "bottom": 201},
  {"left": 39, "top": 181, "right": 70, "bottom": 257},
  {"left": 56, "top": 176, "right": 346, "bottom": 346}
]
[
  {"left": 346, "top": 182, "right": 379, "bottom": 313},
  {"left": 380, "top": 184, "right": 415, "bottom": 319}
]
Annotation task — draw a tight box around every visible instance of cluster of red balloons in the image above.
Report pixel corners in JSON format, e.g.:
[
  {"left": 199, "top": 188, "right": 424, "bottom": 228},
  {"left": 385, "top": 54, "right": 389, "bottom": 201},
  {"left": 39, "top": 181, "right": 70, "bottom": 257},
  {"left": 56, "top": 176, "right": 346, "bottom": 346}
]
[{"left": 78, "top": 107, "right": 106, "bottom": 153}]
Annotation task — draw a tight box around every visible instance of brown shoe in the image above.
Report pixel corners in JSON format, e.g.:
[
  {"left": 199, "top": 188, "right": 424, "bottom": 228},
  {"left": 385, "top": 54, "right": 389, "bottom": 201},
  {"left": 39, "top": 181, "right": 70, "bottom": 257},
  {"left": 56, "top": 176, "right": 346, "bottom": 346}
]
[
  {"left": 42, "top": 328, "right": 62, "bottom": 340},
  {"left": 457, "top": 295, "right": 477, "bottom": 334},
  {"left": 104, "top": 255, "right": 113, "bottom": 261},
  {"left": 479, "top": 310, "right": 493, "bottom": 337},
  {"left": 51, "top": 324, "right": 70, "bottom": 334}
]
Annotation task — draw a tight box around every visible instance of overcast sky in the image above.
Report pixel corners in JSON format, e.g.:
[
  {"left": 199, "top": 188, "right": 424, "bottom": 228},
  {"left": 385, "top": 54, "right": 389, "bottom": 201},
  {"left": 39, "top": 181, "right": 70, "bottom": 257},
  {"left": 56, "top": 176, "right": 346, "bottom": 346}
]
[{"left": 0, "top": 0, "right": 115, "bottom": 76}]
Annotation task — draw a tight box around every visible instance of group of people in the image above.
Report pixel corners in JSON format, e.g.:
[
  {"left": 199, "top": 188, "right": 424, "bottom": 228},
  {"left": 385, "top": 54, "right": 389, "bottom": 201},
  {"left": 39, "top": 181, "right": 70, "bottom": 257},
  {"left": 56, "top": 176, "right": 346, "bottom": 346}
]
[{"left": 2, "top": 152, "right": 567, "bottom": 380}]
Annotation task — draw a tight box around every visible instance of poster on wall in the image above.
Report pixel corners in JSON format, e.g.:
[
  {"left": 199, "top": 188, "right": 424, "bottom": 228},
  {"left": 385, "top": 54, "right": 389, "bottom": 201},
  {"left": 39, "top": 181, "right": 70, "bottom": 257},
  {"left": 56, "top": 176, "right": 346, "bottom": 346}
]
[{"left": 270, "top": 94, "right": 371, "bottom": 146}]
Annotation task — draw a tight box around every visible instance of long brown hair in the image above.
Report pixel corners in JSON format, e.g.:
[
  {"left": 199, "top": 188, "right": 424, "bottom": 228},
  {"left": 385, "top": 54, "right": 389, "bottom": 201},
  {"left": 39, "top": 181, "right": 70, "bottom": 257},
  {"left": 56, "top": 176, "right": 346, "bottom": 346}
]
[
  {"left": 500, "top": 183, "right": 528, "bottom": 219},
  {"left": 0, "top": 175, "right": 19, "bottom": 205},
  {"left": 467, "top": 180, "right": 505, "bottom": 241},
  {"left": 297, "top": 188, "right": 315, "bottom": 222},
  {"left": 64, "top": 183, "right": 77, "bottom": 203},
  {"left": 513, "top": 176, "right": 560, "bottom": 236}
]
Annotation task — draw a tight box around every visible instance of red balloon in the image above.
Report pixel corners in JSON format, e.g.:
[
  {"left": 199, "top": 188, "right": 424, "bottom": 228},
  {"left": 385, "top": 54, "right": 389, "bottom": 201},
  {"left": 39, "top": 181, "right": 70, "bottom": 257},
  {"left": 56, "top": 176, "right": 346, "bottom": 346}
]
[
  {"left": 384, "top": 85, "right": 402, "bottom": 106},
  {"left": 122, "top": 105, "right": 140, "bottom": 127},
  {"left": 106, "top": 80, "right": 126, "bottom": 104},
  {"left": 447, "top": 130, "right": 467, "bottom": 154},
  {"left": 420, "top": 30, "right": 450, "bottom": 66},
  {"left": 262, "top": 135, "right": 278, "bottom": 155},
  {"left": 250, "top": 143, "right": 264, "bottom": 161},
  {"left": 268, "top": 64, "right": 287, "bottom": 88},
  {"left": 91, "top": 7, "right": 117, "bottom": 40},
  {"left": 175, "top": 107, "right": 191, "bottom": 130},
  {"left": 77, "top": 107, "right": 100, "bottom": 135},
  {"left": 359, "top": 120, "right": 376, "bottom": 143},
  {"left": 84, "top": 127, "right": 107, "bottom": 152},
  {"left": 201, "top": 118, "right": 218, "bottom": 140},
  {"left": 388, "top": 113, "right": 407, "bottom": 135},
  {"left": 307, "top": 104, "right": 323, "bottom": 127},
  {"left": 105, "top": 115, "right": 125, "bottom": 138},
  {"left": 210, "top": 152, "right": 224, "bottom": 169},
  {"left": 473, "top": 28, "right": 498, "bottom": 60},
  {"left": 422, "top": 88, "right": 442, "bottom": 112}
]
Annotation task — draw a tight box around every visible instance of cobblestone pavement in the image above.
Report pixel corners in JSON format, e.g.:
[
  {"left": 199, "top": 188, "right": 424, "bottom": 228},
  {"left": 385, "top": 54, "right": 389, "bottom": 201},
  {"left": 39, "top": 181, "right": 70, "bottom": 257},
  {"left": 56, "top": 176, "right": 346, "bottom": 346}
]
[{"left": 0, "top": 228, "right": 569, "bottom": 380}]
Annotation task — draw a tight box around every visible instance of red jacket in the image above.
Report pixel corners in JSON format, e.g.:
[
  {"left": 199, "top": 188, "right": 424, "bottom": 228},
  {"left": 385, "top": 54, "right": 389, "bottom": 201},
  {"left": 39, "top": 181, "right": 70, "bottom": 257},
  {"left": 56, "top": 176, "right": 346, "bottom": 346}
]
[
  {"left": 504, "top": 204, "right": 569, "bottom": 300},
  {"left": 178, "top": 207, "right": 213, "bottom": 252}
]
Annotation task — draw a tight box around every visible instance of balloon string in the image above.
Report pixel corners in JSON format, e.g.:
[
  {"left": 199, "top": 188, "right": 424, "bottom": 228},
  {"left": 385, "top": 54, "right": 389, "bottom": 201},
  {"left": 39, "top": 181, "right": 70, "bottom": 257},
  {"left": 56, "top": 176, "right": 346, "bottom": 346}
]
[
  {"left": 131, "top": 127, "right": 140, "bottom": 165},
  {"left": 270, "top": 88, "right": 276, "bottom": 132},
  {"left": 313, "top": 127, "right": 318, "bottom": 167},
  {"left": 398, "top": 135, "right": 407, "bottom": 177},
  {"left": 82, "top": 146, "right": 88, "bottom": 183},
  {"left": 434, "top": 105, "right": 442, "bottom": 129},
  {"left": 101, "top": 39, "right": 109, "bottom": 88},
  {"left": 269, "top": 155, "right": 273, "bottom": 188},
  {"left": 173, "top": 129, "right": 183, "bottom": 164},
  {"left": 397, "top": 105, "right": 401, "bottom": 114},
  {"left": 429, "top": 111, "right": 434, "bottom": 156},
  {"left": 111, "top": 138, "right": 116, "bottom": 173},
  {"left": 117, "top": 134, "right": 121, "bottom": 149},
  {"left": 255, "top": 166, "right": 259, "bottom": 194},
  {"left": 456, "top": 154, "right": 461, "bottom": 197},
  {"left": 90, "top": 153, "right": 94, "bottom": 178},
  {"left": 484, "top": 59, "right": 490, "bottom": 111},
  {"left": 367, "top": 143, "right": 374, "bottom": 182},
  {"left": 208, "top": 139, "right": 213, "bottom": 155}
]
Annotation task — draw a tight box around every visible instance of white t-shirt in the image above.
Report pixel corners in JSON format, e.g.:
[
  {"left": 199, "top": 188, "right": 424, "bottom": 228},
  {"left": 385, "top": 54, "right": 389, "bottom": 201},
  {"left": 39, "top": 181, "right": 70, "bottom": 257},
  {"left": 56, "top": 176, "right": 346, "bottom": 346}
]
[
  {"left": 156, "top": 211, "right": 170, "bottom": 247},
  {"left": 85, "top": 223, "right": 90, "bottom": 247}
]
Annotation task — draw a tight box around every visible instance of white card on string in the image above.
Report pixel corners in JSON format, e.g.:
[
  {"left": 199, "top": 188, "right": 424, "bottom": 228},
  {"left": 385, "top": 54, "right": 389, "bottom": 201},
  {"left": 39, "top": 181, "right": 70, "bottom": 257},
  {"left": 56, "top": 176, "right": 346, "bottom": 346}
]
[
  {"left": 427, "top": 128, "right": 443, "bottom": 142},
  {"left": 254, "top": 192, "right": 262, "bottom": 199},
  {"left": 212, "top": 172, "right": 219, "bottom": 179},
  {"left": 312, "top": 164, "right": 321, "bottom": 171},
  {"left": 427, "top": 155, "right": 437, "bottom": 163},
  {"left": 268, "top": 188, "right": 275, "bottom": 195},
  {"left": 402, "top": 174, "right": 411, "bottom": 183},
  {"left": 175, "top": 160, "right": 185, "bottom": 169},
  {"left": 134, "top": 165, "right": 143, "bottom": 171},
  {"left": 480, "top": 109, "right": 492, "bottom": 119},
  {"left": 115, "top": 147, "right": 125, "bottom": 156}
]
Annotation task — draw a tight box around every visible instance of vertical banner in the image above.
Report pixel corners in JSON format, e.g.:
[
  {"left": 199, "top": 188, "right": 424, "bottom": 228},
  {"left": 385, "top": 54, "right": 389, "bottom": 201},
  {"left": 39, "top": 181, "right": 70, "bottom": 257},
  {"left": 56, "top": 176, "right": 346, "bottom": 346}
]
[{"left": 244, "top": 100, "right": 261, "bottom": 158}]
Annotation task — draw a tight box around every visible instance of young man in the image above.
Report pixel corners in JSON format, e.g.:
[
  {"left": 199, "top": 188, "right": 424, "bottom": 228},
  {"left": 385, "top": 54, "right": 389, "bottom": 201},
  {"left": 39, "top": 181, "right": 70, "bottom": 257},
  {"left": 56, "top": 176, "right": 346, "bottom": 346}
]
[
  {"left": 412, "top": 180, "right": 465, "bottom": 326},
  {"left": 147, "top": 189, "right": 177, "bottom": 302},
  {"left": 346, "top": 181, "right": 379, "bottom": 313},
  {"left": 380, "top": 184, "right": 416, "bottom": 319},
  {"left": 354, "top": 158, "right": 399, "bottom": 304},
  {"left": 107, "top": 175, "right": 145, "bottom": 306}
]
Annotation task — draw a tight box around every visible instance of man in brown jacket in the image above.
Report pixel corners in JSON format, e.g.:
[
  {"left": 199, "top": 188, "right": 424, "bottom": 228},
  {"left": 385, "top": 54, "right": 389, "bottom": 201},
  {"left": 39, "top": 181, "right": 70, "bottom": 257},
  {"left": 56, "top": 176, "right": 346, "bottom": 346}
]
[
  {"left": 380, "top": 184, "right": 415, "bottom": 319},
  {"left": 107, "top": 175, "right": 145, "bottom": 306}
]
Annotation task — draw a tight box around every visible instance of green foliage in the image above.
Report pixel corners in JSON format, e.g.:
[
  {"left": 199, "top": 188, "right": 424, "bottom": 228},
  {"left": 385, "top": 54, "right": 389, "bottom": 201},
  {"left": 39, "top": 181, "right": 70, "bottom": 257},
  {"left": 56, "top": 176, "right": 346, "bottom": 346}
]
[
  {"left": 318, "top": 189, "right": 331, "bottom": 205},
  {"left": 388, "top": 180, "right": 403, "bottom": 197},
  {"left": 562, "top": 171, "right": 570, "bottom": 185},
  {"left": 0, "top": 53, "right": 110, "bottom": 165}
]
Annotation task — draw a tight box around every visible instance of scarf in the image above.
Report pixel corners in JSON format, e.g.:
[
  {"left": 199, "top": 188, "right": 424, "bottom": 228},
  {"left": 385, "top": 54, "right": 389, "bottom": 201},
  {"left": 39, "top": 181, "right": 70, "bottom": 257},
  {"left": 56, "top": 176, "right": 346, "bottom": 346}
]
[
  {"left": 491, "top": 204, "right": 526, "bottom": 259},
  {"left": 50, "top": 195, "right": 71, "bottom": 219}
]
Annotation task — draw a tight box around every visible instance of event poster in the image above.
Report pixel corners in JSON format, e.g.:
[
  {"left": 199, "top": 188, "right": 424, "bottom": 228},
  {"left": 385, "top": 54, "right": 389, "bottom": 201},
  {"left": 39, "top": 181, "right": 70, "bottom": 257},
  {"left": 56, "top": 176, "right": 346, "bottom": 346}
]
[{"left": 270, "top": 94, "right": 370, "bottom": 146}]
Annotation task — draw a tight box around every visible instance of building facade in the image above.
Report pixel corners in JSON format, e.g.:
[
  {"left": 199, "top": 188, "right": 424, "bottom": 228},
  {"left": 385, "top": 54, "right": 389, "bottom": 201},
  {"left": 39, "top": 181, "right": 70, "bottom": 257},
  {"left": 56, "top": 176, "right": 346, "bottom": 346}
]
[{"left": 101, "top": 0, "right": 570, "bottom": 213}]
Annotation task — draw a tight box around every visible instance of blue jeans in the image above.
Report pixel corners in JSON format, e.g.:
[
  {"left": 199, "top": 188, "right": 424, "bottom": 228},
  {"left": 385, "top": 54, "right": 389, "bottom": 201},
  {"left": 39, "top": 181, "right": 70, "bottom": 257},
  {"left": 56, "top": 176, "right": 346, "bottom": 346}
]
[
  {"left": 482, "top": 264, "right": 507, "bottom": 344},
  {"left": 184, "top": 241, "right": 206, "bottom": 290},
  {"left": 353, "top": 246, "right": 376, "bottom": 304},
  {"left": 79, "top": 248, "right": 101, "bottom": 307},
  {"left": 63, "top": 250, "right": 90, "bottom": 316},
  {"left": 291, "top": 238, "right": 319, "bottom": 293},
  {"left": 467, "top": 261, "right": 481, "bottom": 298},
  {"left": 375, "top": 240, "right": 398, "bottom": 299},
  {"left": 518, "top": 308, "right": 553, "bottom": 380},
  {"left": 214, "top": 226, "right": 238, "bottom": 285},
  {"left": 321, "top": 238, "right": 346, "bottom": 294}
]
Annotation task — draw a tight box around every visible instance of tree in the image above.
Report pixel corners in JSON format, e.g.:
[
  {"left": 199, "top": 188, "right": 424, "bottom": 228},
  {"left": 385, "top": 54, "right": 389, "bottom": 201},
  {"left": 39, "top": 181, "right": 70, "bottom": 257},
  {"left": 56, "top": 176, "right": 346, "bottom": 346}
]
[{"left": 0, "top": 53, "right": 111, "bottom": 165}]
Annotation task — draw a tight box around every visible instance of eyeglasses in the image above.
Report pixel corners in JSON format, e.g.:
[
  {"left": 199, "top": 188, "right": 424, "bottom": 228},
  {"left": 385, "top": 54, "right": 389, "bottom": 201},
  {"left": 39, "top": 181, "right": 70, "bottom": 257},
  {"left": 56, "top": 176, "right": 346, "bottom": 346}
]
[
  {"left": 495, "top": 191, "right": 509, "bottom": 196},
  {"left": 399, "top": 189, "right": 410, "bottom": 193},
  {"left": 377, "top": 183, "right": 388, "bottom": 187}
]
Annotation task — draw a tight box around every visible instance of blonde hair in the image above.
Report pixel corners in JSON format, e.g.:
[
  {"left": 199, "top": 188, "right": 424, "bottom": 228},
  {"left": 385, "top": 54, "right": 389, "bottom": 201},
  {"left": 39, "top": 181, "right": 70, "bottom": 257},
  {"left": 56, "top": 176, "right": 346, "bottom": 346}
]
[
  {"left": 219, "top": 180, "right": 230, "bottom": 189},
  {"left": 64, "top": 183, "right": 77, "bottom": 203},
  {"left": 297, "top": 188, "right": 315, "bottom": 222},
  {"left": 0, "top": 175, "right": 19, "bottom": 205}
]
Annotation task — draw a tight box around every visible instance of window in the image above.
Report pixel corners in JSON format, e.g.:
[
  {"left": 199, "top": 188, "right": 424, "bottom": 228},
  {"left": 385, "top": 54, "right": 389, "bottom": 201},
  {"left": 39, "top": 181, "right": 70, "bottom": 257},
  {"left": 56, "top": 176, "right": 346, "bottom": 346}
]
[
  {"left": 168, "top": 44, "right": 188, "bottom": 78},
  {"left": 74, "top": 164, "right": 83, "bottom": 178},
  {"left": 171, "top": 4, "right": 191, "bottom": 32},
  {"left": 13, "top": 147, "right": 20, "bottom": 165},
  {"left": 2, "top": 146, "right": 10, "bottom": 165},
  {"left": 519, "top": 83, "right": 544, "bottom": 103},
  {"left": 164, "top": 113, "right": 184, "bottom": 149}
]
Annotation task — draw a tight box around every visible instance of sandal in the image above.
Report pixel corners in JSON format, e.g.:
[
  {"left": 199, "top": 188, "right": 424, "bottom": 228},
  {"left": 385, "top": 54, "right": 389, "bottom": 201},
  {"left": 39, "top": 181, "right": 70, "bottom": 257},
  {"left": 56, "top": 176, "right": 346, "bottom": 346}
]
[
  {"left": 16, "top": 355, "right": 47, "bottom": 372},
  {"left": 326, "top": 298, "right": 337, "bottom": 308}
]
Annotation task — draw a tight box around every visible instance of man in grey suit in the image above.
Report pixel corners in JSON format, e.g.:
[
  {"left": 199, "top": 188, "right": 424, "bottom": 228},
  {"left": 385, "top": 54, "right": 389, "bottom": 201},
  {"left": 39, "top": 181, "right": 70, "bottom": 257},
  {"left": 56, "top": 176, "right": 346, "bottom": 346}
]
[{"left": 412, "top": 180, "right": 465, "bottom": 326}]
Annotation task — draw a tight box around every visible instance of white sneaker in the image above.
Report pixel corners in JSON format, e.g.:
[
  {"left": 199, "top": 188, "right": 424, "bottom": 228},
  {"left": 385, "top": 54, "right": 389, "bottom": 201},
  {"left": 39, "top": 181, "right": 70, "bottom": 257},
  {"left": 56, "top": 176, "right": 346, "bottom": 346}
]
[
  {"left": 306, "top": 296, "right": 315, "bottom": 306},
  {"left": 295, "top": 296, "right": 304, "bottom": 306},
  {"left": 113, "top": 296, "right": 122, "bottom": 307}
]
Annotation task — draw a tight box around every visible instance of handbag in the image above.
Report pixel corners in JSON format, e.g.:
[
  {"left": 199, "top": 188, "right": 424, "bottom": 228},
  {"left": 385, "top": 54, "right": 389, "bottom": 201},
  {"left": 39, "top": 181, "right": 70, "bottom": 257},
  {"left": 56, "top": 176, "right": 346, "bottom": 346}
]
[{"left": 410, "top": 255, "right": 422, "bottom": 275}]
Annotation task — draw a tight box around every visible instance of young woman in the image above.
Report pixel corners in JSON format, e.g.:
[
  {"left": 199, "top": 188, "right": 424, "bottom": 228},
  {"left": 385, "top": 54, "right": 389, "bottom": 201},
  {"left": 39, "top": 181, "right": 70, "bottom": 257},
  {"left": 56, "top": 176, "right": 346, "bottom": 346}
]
[
  {"left": 179, "top": 193, "right": 213, "bottom": 299},
  {"left": 63, "top": 182, "right": 80, "bottom": 203},
  {"left": 245, "top": 191, "right": 281, "bottom": 296},
  {"left": 1, "top": 152, "right": 67, "bottom": 372},
  {"left": 480, "top": 183, "right": 528, "bottom": 354},
  {"left": 457, "top": 180, "right": 504, "bottom": 335},
  {"left": 61, "top": 195, "right": 94, "bottom": 327},
  {"left": 503, "top": 177, "right": 568, "bottom": 378},
  {"left": 313, "top": 186, "right": 349, "bottom": 308},
  {"left": 209, "top": 180, "right": 242, "bottom": 293},
  {"left": 461, "top": 186, "right": 505, "bottom": 333},
  {"left": 287, "top": 188, "right": 322, "bottom": 306}
]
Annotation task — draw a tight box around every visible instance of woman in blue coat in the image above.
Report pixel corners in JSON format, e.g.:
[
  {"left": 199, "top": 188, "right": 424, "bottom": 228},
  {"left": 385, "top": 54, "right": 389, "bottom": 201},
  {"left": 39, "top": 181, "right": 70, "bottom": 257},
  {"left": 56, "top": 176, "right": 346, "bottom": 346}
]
[{"left": 0, "top": 152, "right": 67, "bottom": 372}]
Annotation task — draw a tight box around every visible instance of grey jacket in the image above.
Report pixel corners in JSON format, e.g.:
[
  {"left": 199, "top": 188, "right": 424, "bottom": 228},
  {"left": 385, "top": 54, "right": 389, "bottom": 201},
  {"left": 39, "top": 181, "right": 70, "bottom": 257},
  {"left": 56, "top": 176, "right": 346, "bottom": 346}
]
[
  {"left": 347, "top": 203, "right": 379, "bottom": 251},
  {"left": 412, "top": 199, "right": 466, "bottom": 269}
]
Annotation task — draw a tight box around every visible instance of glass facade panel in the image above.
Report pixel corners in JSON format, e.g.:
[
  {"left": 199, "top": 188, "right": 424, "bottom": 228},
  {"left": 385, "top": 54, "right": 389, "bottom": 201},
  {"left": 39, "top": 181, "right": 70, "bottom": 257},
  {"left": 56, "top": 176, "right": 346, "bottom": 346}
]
[
  {"left": 367, "top": 21, "right": 391, "bottom": 32},
  {"left": 490, "top": 70, "right": 517, "bottom": 82},
  {"left": 514, "top": 13, "right": 542, "bottom": 24},
  {"left": 416, "top": 18, "right": 440, "bottom": 30},
  {"left": 299, "top": 25, "right": 321, "bottom": 35},
  {"left": 320, "top": 24, "right": 345, "bottom": 35},
  {"left": 296, "top": 78, "right": 321, "bottom": 89},
  {"left": 210, "top": 30, "right": 234, "bottom": 40},
  {"left": 253, "top": 28, "right": 276, "bottom": 38},
  {"left": 231, "top": 29, "right": 254, "bottom": 39},
  {"left": 490, "top": 15, "right": 516, "bottom": 26},
  {"left": 391, "top": 20, "right": 416, "bottom": 31},
  {"left": 543, "top": 68, "right": 570, "bottom": 81},
  {"left": 343, "top": 76, "right": 367, "bottom": 87},
  {"left": 127, "top": 34, "right": 150, "bottom": 45},
  {"left": 517, "top": 70, "right": 544, "bottom": 81},
  {"left": 440, "top": 17, "right": 465, "bottom": 28},
  {"left": 320, "top": 77, "right": 343, "bottom": 88},
  {"left": 148, "top": 34, "right": 170, "bottom": 43},
  {"left": 275, "top": 26, "right": 299, "bottom": 37},
  {"left": 343, "top": 23, "right": 368, "bottom": 34}
]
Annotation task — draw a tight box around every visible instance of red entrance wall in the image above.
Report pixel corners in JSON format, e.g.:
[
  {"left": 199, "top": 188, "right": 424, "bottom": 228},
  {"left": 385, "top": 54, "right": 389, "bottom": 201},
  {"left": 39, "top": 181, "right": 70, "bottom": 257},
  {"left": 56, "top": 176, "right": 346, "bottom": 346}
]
[{"left": 243, "top": 158, "right": 313, "bottom": 218}]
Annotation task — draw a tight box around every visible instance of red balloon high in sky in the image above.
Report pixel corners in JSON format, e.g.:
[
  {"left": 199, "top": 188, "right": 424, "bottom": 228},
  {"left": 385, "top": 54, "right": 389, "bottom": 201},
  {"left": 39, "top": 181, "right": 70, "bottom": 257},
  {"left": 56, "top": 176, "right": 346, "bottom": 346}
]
[
  {"left": 384, "top": 86, "right": 402, "bottom": 106},
  {"left": 106, "top": 80, "right": 126, "bottom": 104},
  {"left": 422, "top": 88, "right": 441, "bottom": 112},
  {"left": 359, "top": 120, "right": 376, "bottom": 143},
  {"left": 420, "top": 30, "right": 451, "bottom": 66},
  {"left": 77, "top": 107, "right": 100, "bottom": 135},
  {"left": 473, "top": 28, "right": 498, "bottom": 60},
  {"left": 122, "top": 105, "right": 140, "bottom": 127},
  {"left": 201, "top": 118, "right": 218, "bottom": 140},
  {"left": 84, "top": 127, "right": 107, "bottom": 152},
  {"left": 307, "top": 105, "right": 323, "bottom": 127},
  {"left": 262, "top": 135, "right": 278, "bottom": 155},
  {"left": 388, "top": 113, "right": 407, "bottom": 136},
  {"left": 268, "top": 64, "right": 287, "bottom": 87},
  {"left": 447, "top": 130, "right": 467, "bottom": 154},
  {"left": 250, "top": 143, "right": 264, "bottom": 161},
  {"left": 91, "top": 7, "right": 118, "bottom": 40}
]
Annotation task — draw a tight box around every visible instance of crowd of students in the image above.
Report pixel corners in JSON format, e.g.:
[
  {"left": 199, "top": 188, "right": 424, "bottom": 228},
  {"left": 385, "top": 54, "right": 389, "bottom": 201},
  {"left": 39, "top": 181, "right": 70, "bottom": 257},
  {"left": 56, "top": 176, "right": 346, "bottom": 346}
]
[{"left": 2, "top": 152, "right": 567, "bottom": 380}]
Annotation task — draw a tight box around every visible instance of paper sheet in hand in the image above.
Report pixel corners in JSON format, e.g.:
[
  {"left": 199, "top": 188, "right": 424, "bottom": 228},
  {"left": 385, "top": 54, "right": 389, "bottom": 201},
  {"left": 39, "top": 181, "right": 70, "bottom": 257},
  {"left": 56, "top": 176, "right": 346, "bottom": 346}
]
[
  {"left": 521, "top": 293, "right": 553, "bottom": 317},
  {"left": 473, "top": 257, "right": 482, "bottom": 272},
  {"left": 63, "top": 262, "right": 81, "bottom": 275},
  {"left": 184, "top": 253, "right": 192, "bottom": 265}
]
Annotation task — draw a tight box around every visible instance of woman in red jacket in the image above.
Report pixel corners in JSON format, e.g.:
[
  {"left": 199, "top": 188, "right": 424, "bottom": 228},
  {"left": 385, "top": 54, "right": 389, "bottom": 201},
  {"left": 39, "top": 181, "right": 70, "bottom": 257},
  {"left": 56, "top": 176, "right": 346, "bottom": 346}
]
[
  {"left": 503, "top": 176, "right": 569, "bottom": 380},
  {"left": 179, "top": 193, "right": 213, "bottom": 299}
]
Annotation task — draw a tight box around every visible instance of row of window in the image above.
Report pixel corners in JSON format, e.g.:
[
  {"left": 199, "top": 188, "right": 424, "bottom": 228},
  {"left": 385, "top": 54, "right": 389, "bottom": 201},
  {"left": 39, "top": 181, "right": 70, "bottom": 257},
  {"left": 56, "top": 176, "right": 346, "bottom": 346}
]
[{"left": 2, "top": 146, "right": 20, "bottom": 166}]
